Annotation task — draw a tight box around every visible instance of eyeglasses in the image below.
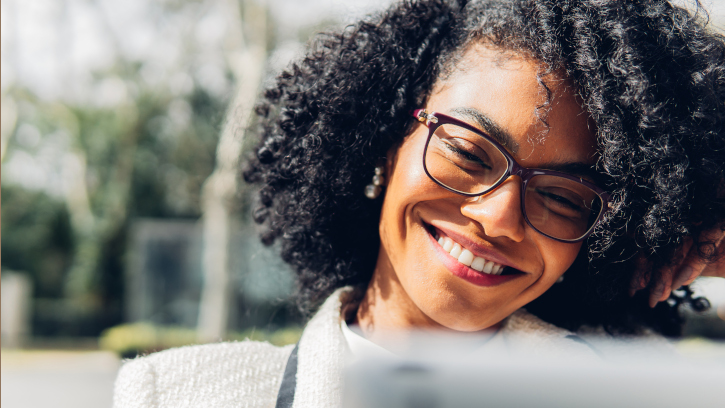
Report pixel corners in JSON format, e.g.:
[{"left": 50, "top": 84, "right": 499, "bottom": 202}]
[{"left": 413, "top": 109, "right": 611, "bottom": 243}]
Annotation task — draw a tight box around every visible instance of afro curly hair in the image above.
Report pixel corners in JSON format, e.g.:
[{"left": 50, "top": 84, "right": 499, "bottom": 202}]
[{"left": 243, "top": 0, "right": 725, "bottom": 336}]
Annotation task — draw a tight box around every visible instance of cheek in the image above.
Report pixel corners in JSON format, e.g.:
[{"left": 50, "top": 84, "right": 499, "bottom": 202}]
[
  {"left": 388, "top": 137, "right": 431, "bottom": 194},
  {"left": 379, "top": 130, "right": 435, "bottom": 239},
  {"left": 539, "top": 240, "right": 583, "bottom": 282}
]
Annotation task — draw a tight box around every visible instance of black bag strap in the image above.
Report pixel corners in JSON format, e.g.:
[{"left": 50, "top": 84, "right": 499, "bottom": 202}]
[{"left": 275, "top": 342, "right": 299, "bottom": 408}]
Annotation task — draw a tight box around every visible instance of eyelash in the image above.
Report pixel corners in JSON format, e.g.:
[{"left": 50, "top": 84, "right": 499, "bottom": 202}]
[
  {"left": 536, "top": 189, "right": 583, "bottom": 212},
  {"left": 445, "top": 142, "right": 492, "bottom": 169}
]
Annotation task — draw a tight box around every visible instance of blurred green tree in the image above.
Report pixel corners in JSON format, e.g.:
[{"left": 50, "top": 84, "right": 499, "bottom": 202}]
[
  {"left": 1, "top": 0, "right": 350, "bottom": 340},
  {"left": 1, "top": 62, "right": 228, "bottom": 336}
]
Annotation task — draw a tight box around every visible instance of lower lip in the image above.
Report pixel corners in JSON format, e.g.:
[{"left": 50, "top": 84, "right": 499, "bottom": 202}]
[{"left": 426, "top": 230, "right": 522, "bottom": 287}]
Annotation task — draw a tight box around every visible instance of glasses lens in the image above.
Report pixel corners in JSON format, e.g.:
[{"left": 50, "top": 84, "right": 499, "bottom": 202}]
[
  {"left": 424, "top": 123, "right": 509, "bottom": 194},
  {"left": 524, "top": 175, "right": 603, "bottom": 241}
]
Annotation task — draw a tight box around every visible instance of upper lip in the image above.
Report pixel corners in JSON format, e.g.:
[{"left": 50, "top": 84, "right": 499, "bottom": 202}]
[{"left": 427, "top": 222, "right": 528, "bottom": 273}]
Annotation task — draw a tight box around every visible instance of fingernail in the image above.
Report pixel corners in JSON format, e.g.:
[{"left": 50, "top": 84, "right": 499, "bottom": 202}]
[
  {"left": 648, "top": 297, "right": 658, "bottom": 308},
  {"left": 649, "top": 282, "right": 665, "bottom": 308},
  {"left": 648, "top": 293, "right": 659, "bottom": 308},
  {"left": 684, "top": 266, "right": 699, "bottom": 285},
  {"left": 659, "top": 288, "right": 672, "bottom": 302},
  {"left": 672, "top": 266, "right": 693, "bottom": 290}
]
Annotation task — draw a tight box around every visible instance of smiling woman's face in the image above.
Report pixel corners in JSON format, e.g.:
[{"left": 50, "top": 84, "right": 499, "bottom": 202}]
[{"left": 359, "top": 44, "right": 598, "bottom": 333}]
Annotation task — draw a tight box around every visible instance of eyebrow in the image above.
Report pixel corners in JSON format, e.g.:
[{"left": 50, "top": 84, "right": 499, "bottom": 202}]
[
  {"left": 448, "top": 107, "right": 602, "bottom": 184},
  {"left": 537, "top": 162, "right": 602, "bottom": 185},
  {"left": 448, "top": 107, "right": 520, "bottom": 154}
]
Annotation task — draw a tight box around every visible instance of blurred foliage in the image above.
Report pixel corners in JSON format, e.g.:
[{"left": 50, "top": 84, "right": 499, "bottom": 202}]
[
  {"left": 99, "top": 322, "right": 302, "bottom": 358},
  {"left": 1, "top": 186, "right": 74, "bottom": 300},
  {"left": 1, "top": 0, "right": 344, "bottom": 343},
  {"left": 1, "top": 60, "right": 228, "bottom": 336}
]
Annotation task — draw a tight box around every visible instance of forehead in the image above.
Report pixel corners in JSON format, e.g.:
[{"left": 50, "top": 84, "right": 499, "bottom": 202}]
[{"left": 430, "top": 43, "right": 597, "bottom": 165}]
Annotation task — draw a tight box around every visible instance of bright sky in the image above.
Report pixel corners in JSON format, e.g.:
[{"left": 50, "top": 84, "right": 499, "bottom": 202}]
[
  {"left": 3, "top": 0, "right": 724, "bottom": 102},
  {"left": 0, "top": 0, "right": 396, "bottom": 198},
  {"left": 0, "top": 0, "right": 395, "bottom": 102}
]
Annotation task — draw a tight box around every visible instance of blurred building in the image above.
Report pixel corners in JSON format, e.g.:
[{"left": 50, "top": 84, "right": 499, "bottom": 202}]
[{"left": 125, "top": 218, "right": 295, "bottom": 331}]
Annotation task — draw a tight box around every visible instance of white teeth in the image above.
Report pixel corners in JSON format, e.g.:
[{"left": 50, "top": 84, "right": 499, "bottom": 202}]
[
  {"left": 442, "top": 237, "right": 454, "bottom": 252},
  {"left": 470, "top": 257, "right": 485, "bottom": 272},
  {"left": 458, "top": 249, "right": 474, "bottom": 266},
  {"left": 449, "top": 243, "right": 462, "bottom": 259},
  {"left": 436, "top": 234, "right": 504, "bottom": 275}
]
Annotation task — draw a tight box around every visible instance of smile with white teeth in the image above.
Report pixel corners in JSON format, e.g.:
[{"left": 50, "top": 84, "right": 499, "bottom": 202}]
[{"left": 436, "top": 236, "right": 505, "bottom": 275}]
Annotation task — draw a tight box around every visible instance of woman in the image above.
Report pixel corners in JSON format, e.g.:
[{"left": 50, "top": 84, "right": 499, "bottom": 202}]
[{"left": 114, "top": 1, "right": 725, "bottom": 407}]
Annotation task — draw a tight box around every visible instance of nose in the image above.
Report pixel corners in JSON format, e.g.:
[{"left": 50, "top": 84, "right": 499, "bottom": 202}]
[{"left": 460, "top": 176, "right": 526, "bottom": 242}]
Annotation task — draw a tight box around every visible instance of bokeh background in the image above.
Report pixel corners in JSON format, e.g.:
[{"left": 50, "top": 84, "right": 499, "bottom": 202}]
[{"left": 1, "top": 1, "right": 725, "bottom": 407}]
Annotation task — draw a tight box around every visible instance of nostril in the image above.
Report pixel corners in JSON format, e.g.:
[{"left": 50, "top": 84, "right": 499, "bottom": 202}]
[{"left": 460, "top": 187, "right": 526, "bottom": 242}]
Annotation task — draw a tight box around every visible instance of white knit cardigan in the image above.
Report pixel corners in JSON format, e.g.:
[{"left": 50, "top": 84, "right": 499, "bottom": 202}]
[{"left": 112, "top": 288, "right": 613, "bottom": 408}]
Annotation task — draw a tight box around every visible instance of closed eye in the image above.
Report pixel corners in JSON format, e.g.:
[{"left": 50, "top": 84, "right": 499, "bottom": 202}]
[
  {"left": 443, "top": 141, "right": 492, "bottom": 170},
  {"left": 536, "top": 189, "right": 584, "bottom": 212}
]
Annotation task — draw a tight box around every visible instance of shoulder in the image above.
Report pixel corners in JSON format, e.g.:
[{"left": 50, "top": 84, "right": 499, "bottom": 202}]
[
  {"left": 575, "top": 325, "right": 678, "bottom": 360},
  {"left": 501, "top": 309, "right": 603, "bottom": 358},
  {"left": 113, "top": 340, "right": 294, "bottom": 408},
  {"left": 503, "top": 309, "right": 677, "bottom": 360}
]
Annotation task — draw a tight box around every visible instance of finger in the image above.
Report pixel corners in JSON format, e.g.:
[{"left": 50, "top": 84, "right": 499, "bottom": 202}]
[
  {"left": 649, "top": 276, "right": 668, "bottom": 308},
  {"left": 653, "top": 240, "right": 693, "bottom": 301},
  {"left": 678, "top": 227, "right": 725, "bottom": 286},
  {"left": 700, "top": 230, "right": 725, "bottom": 277},
  {"left": 659, "top": 286, "right": 672, "bottom": 302},
  {"left": 648, "top": 260, "right": 677, "bottom": 307},
  {"left": 668, "top": 238, "right": 694, "bottom": 290},
  {"left": 671, "top": 266, "right": 694, "bottom": 291},
  {"left": 700, "top": 255, "right": 725, "bottom": 277},
  {"left": 649, "top": 263, "right": 676, "bottom": 307},
  {"left": 630, "top": 255, "right": 650, "bottom": 297}
]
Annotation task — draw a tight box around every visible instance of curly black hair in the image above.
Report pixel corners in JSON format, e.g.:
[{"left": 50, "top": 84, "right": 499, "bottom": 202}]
[{"left": 243, "top": 0, "right": 725, "bottom": 336}]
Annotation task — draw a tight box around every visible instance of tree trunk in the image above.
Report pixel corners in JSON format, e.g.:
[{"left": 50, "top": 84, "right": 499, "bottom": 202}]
[{"left": 197, "top": 0, "right": 267, "bottom": 342}]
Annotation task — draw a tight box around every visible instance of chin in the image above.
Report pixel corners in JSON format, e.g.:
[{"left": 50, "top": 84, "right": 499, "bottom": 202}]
[
  {"left": 431, "top": 312, "right": 504, "bottom": 332},
  {"left": 412, "top": 288, "right": 513, "bottom": 332}
]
